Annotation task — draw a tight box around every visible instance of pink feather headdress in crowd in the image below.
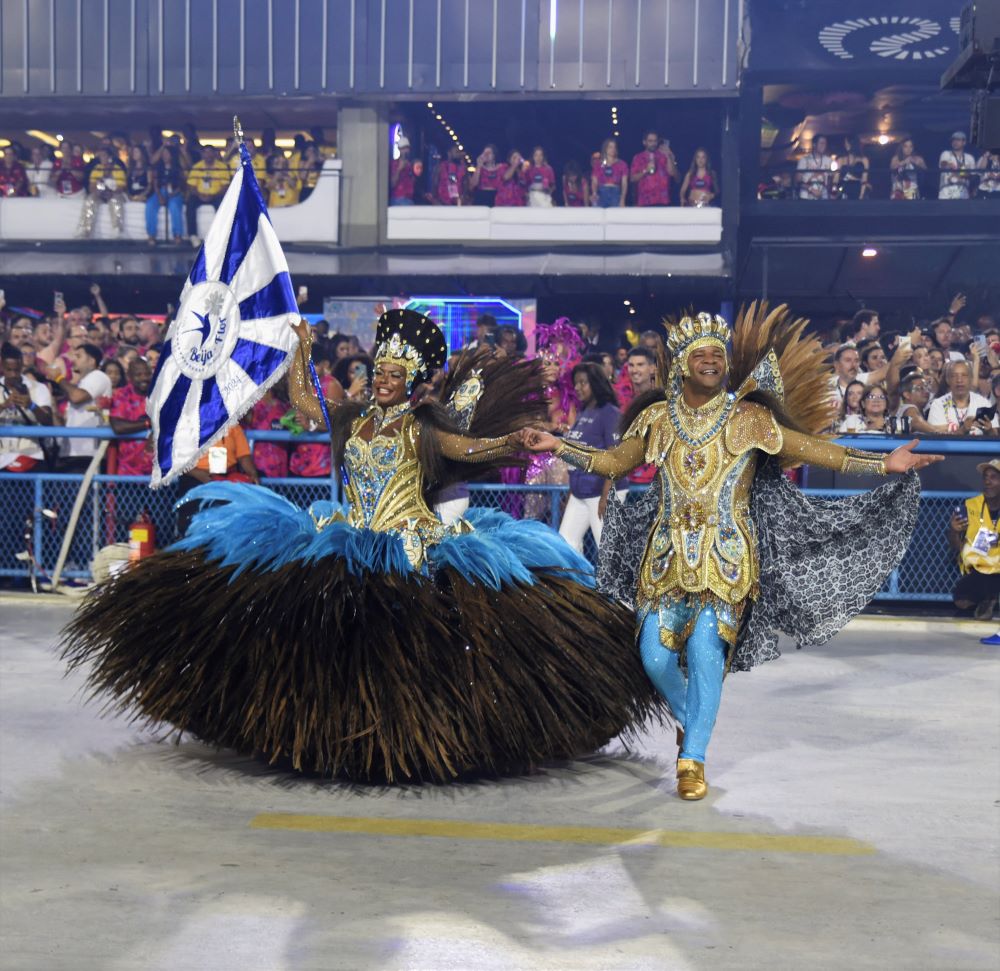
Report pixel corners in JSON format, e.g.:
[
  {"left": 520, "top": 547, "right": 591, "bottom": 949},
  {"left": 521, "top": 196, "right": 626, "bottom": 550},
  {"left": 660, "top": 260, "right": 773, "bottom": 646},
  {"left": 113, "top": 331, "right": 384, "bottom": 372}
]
[{"left": 534, "top": 317, "right": 586, "bottom": 418}]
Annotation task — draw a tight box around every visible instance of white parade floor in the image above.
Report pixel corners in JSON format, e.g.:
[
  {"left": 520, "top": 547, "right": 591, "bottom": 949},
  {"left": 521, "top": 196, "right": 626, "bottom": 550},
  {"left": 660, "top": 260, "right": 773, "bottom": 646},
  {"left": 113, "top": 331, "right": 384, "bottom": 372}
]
[{"left": 1, "top": 597, "right": 998, "bottom": 971}]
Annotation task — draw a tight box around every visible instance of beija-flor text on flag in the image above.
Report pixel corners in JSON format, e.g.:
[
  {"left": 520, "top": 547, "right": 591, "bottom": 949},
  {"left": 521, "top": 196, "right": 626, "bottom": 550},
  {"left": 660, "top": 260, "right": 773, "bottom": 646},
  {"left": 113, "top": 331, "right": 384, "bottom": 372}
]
[{"left": 146, "top": 141, "right": 300, "bottom": 488}]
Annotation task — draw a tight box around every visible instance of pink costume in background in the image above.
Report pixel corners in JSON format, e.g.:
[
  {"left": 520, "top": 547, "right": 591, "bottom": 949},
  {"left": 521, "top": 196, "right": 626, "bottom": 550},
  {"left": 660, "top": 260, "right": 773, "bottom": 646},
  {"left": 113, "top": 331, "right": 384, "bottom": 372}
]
[{"left": 523, "top": 317, "right": 585, "bottom": 521}]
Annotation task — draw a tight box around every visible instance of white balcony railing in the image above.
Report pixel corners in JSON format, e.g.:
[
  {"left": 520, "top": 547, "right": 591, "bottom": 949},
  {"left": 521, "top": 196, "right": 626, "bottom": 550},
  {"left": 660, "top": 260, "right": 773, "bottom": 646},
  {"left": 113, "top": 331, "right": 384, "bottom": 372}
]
[{"left": 386, "top": 204, "right": 722, "bottom": 245}]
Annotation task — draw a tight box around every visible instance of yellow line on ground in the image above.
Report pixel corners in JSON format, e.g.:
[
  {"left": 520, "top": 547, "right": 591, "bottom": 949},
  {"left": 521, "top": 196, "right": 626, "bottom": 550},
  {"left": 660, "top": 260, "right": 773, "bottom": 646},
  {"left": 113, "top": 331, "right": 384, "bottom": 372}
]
[{"left": 249, "top": 813, "right": 874, "bottom": 856}]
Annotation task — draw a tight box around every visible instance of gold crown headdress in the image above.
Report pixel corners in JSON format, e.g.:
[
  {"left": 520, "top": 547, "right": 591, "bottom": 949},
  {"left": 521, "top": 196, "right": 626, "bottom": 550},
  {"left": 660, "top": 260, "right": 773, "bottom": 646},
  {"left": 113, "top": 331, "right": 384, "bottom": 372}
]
[
  {"left": 665, "top": 312, "right": 731, "bottom": 377},
  {"left": 373, "top": 308, "right": 448, "bottom": 384}
]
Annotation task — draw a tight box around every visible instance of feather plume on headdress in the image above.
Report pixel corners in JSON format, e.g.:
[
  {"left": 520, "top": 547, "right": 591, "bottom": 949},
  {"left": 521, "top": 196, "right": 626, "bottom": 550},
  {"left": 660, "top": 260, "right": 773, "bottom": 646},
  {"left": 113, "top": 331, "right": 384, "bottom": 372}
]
[{"left": 726, "top": 301, "right": 835, "bottom": 437}]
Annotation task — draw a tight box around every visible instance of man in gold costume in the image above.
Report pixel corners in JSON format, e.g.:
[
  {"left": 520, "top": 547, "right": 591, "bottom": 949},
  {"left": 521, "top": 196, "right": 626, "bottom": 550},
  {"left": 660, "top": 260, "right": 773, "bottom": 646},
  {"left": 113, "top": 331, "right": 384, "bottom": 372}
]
[{"left": 519, "top": 307, "right": 942, "bottom": 800}]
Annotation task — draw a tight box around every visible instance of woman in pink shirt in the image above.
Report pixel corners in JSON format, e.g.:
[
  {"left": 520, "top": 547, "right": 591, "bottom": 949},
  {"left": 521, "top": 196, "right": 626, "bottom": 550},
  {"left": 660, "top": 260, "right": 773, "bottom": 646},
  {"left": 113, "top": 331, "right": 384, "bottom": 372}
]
[
  {"left": 248, "top": 386, "right": 290, "bottom": 479},
  {"left": 435, "top": 146, "right": 466, "bottom": 205},
  {"left": 562, "top": 160, "right": 590, "bottom": 207},
  {"left": 469, "top": 144, "right": 505, "bottom": 207},
  {"left": 496, "top": 150, "right": 529, "bottom": 207},
  {"left": 526, "top": 147, "right": 556, "bottom": 208},
  {"left": 591, "top": 139, "right": 628, "bottom": 208}
]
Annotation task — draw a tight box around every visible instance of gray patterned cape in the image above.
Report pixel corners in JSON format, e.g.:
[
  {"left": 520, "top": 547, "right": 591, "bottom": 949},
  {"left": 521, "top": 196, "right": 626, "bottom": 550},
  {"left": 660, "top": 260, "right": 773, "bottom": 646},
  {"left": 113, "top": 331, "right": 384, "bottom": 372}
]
[{"left": 596, "top": 457, "right": 921, "bottom": 672}]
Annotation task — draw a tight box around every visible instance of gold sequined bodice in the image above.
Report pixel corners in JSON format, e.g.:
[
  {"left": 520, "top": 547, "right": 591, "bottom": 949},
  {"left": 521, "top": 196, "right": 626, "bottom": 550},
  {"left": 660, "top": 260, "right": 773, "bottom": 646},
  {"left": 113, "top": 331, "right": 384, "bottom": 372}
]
[
  {"left": 342, "top": 412, "right": 450, "bottom": 565},
  {"left": 632, "top": 398, "right": 781, "bottom": 614},
  {"left": 555, "top": 394, "right": 888, "bottom": 623}
]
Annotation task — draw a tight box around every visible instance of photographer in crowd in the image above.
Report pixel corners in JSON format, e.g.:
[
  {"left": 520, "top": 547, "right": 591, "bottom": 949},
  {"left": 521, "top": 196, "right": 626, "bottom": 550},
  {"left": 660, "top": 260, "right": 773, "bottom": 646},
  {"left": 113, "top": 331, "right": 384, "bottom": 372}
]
[{"left": 951, "top": 460, "right": 1000, "bottom": 620}]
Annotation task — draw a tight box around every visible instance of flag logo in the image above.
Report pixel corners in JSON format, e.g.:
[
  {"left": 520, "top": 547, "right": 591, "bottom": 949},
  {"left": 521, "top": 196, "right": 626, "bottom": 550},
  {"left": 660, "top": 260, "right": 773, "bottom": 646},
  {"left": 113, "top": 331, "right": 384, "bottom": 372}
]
[
  {"left": 147, "top": 142, "right": 301, "bottom": 489},
  {"left": 174, "top": 281, "right": 241, "bottom": 380}
]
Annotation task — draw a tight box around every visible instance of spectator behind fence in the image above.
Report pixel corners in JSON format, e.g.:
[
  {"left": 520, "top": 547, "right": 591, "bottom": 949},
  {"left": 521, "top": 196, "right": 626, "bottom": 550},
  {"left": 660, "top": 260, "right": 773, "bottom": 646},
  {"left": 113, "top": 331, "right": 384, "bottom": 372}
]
[
  {"left": 108, "top": 358, "right": 153, "bottom": 476},
  {"left": 52, "top": 341, "right": 112, "bottom": 472},
  {"left": 147, "top": 146, "right": 186, "bottom": 244},
  {"left": 389, "top": 136, "right": 415, "bottom": 206},
  {"left": 592, "top": 138, "right": 628, "bottom": 208},
  {"left": 102, "top": 358, "right": 126, "bottom": 390},
  {"left": 978, "top": 150, "right": 1000, "bottom": 199},
  {"left": 894, "top": 372, "right": 936, "bottom": 435},
  {"left": 0, "top": 342, "right": 53, "bottom": 473},
  {"left": 858, "top": 383, "right": 889, "bottom": 433},
  {"left": 526, "top": 147, "right": 556, "bottom": 208},
  {"left": 435, "top": 145, "right": 466, "bottom": 206},
  {"left": 840, "top": 308, "right": 881, "bottom": 345},
  {"left": 248, "top": 383, "right": 291, "bottom": 479},
  {"left": 558, "top": 363, "right": 628, "bottom": 554},
  {"left": 951, "top": 459, "right": 1000, "bottom": 619},
  {"left": 470, "top": 144, "right": 503, "bottom": 206},
  {"left": 629, "top": 131, "right": 677, "bottom": 207},
  {"left": 75, "top": 146, "right": 127, "bottom": 239},
  {"left": 796, "top": 135, "right": 833, "bottom": 200},
  {"left": 939, "top": 131, "right": 977, "bottom": 200},
  {"left": 52, "top": 142, "right": 86, "bottom": 197},
  {"left": 296, "top": 143, "right": 323, "bottom": 201},
  {"left": 834, "top": 134, "right": 870, "bottom": 199},
  {"left": 186, "top": 144, "right": 230, "bottom": 247},
  {"left": 679, "top": 148, "right": 718, "bottom": 207},
  {"left": 562, "top": 159, "right": 589, "bottom": 207},
  {"left": 25, "top": 146, "right": 54, "bottom": 198},
  {"left": 927, "top": 361, "right": 998, "bottom": 435},
  {"left": 266, "top": 154, "right": 301, "bottom": 209},
  {"left": 890, "top": 139, "right": 927, "bottom": 200},
  {"left": 175, "top": 424, "right": 260, "bottom": 537},
  {"left": 497, "top": 150, "right": 529, "bottom": 207},
  {"left": 0, "top": 147, "right": 28, "bottom": 197},
  {"left": 836, "top": 379, "right": 866, "bottom": 433}
]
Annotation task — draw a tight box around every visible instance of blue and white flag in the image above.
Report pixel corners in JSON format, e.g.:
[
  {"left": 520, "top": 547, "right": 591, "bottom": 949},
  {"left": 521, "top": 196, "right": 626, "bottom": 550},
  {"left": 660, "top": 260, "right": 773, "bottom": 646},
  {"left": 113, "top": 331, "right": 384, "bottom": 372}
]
[{"left": 147, "top": 142, "right": 300, "bottom": 488}]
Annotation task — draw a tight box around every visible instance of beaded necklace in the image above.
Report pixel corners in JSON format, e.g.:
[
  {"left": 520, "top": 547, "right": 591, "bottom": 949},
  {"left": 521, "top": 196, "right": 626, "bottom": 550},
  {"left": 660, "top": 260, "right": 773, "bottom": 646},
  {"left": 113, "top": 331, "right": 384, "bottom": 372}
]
[
  {"left": 669, "top": 390, "right": 735, "bottom": 448},
  {"left": 370, "top": 401, "right": 411, "bottom": 436}
]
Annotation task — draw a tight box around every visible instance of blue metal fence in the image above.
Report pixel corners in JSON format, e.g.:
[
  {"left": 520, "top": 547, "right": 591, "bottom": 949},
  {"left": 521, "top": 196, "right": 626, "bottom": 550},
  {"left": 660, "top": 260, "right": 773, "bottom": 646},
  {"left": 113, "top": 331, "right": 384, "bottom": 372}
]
[{"left": 0, "top": 426, "right": 976, "bottom": 600}]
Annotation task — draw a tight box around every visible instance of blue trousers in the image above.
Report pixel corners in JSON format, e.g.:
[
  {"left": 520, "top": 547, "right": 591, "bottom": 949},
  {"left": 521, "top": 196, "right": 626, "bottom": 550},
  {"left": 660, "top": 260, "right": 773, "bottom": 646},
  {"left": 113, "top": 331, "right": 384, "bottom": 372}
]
[
  {"left": 145, "top": 193, "right": 184, "bottom": 239},
  {"left": 638, "top": 605, "right": 727, "bottom": 763}
]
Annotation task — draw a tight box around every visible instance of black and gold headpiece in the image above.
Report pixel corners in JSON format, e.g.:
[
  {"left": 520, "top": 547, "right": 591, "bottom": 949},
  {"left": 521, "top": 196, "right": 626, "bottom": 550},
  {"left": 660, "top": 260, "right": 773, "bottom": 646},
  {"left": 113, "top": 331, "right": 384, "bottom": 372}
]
[{"left": 374, "top": 308, "right": 448, "bottom": 384}]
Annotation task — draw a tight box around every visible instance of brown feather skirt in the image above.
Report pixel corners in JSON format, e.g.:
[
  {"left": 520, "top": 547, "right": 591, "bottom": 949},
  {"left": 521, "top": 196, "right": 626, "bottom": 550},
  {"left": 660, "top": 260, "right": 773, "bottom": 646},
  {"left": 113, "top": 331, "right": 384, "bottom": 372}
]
[{"left": 62, "top": 551, "right": 661, "bottom": 783}]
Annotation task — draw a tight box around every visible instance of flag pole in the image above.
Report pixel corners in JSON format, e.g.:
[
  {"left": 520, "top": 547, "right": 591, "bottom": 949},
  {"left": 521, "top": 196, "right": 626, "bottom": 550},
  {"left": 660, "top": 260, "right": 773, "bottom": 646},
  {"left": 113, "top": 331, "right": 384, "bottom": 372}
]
[{"left": 233, "top": 114, "right": 332, "bottom": 433}]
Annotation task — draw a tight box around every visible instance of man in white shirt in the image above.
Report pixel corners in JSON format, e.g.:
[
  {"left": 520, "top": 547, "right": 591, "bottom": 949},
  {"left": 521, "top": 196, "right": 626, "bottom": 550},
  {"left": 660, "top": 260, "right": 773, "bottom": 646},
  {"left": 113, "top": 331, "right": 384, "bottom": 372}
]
[
  {"left": 939, "top": 132, "right": 976, "bottom": 199},
  {"left": 0, "top": 343, "right": 53, "bottom": 472},
  {"left": 796, "top": 135, "right": 833, "bottom": 199},
  {"left": 54, "top": 342, "right": 112, "bottom": 471},
  {"left": 927, "top": 361, "right": 998, "bottom": 435},
  {"left": 25, "top": 146, "right": 54, "bottom": 198}
]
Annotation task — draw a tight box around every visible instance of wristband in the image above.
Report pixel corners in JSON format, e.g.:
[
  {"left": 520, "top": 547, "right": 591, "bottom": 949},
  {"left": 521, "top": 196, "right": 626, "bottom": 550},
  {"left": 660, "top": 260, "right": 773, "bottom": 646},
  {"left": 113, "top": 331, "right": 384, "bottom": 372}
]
[{"left": 52, "top": 372, "right": 64, "bottom": 384}]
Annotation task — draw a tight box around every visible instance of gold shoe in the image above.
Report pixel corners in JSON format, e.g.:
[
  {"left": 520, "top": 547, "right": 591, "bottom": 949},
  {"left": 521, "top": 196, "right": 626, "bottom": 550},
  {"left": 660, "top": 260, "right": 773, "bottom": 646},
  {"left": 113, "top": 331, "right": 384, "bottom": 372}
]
[{"left": 676, "top": 758, "right": 708, "bottom": 800}]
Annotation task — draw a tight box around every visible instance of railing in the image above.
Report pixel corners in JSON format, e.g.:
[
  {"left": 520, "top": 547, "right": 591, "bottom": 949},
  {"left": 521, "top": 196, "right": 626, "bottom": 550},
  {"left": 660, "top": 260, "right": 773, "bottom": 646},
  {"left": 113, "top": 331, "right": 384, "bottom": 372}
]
[{"left": 0, "top": 426, "right": 976, "bottom": 601}]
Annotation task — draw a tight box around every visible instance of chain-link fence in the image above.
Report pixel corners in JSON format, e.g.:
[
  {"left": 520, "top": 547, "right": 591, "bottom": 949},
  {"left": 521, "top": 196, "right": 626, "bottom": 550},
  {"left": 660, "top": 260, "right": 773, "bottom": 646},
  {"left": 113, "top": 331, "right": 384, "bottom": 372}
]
[{"left": 0, "top": 473, "right": 965, "bottom": 601}]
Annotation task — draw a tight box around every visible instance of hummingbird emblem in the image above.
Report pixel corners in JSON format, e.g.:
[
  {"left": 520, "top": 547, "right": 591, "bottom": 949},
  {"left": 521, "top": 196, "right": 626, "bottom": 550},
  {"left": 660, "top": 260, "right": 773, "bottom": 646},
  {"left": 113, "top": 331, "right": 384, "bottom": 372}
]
[{"left": 182, "top": 290, "right": 227, "bottom": 348}]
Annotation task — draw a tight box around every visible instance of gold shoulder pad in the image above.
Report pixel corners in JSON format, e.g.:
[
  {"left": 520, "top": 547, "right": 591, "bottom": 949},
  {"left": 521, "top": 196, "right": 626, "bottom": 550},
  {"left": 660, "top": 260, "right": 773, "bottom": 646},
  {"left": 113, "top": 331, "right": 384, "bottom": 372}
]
[
  {"left": 624, "top": 400, "right": 672, "bottom": 463},
  {"left": 725, "top": 401, "right": 783, "bottom": 456}
]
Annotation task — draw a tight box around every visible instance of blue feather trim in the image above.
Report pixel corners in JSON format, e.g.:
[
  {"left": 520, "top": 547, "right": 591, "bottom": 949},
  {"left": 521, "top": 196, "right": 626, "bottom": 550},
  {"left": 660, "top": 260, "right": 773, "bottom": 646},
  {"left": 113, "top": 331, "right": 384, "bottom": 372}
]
[{"left": 169, "top": 483, "right": 595, "bottom": 587}]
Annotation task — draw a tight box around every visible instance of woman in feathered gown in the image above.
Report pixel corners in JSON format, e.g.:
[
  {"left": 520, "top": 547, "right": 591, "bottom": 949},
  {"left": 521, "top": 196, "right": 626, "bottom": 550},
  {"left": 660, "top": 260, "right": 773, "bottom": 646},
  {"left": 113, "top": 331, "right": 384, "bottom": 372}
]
[{"left": 63, "top": 309, "right": 660, "bottom": 782}]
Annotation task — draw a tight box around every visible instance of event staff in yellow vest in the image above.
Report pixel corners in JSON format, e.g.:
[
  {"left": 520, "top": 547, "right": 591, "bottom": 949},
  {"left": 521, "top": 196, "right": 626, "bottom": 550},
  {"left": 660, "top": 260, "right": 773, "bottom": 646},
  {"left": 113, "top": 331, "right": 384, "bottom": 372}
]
[
  {"left": 185, "top": 144, "right": 231, "bottom": 247},
  {"left": 950, "top": 459, "right": 1000, "bottom": 618}
]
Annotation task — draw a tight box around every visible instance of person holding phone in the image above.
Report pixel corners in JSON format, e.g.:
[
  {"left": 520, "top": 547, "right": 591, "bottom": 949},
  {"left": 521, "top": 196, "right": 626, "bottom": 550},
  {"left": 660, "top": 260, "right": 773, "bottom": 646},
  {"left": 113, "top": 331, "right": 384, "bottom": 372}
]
[
  {"left": 927, "top": 360, "right": 998, "bottom": 435},
  {"left": 629, "top": 131, "right": 677, "bottom": 206},
  {"left": 951, "top": 460, "right": 1000, "bottom": 620},
  {"left": 0, "top": 342, "right": 54, "bottom": 472}
]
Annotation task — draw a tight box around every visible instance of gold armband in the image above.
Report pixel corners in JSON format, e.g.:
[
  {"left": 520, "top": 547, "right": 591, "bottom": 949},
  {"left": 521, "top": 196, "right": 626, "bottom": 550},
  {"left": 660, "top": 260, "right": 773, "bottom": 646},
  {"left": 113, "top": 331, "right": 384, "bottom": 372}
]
[
  {"left": 841, "top": 447, "right": 887, "bottom": 476},
  {"left": 556, "top": 439, "right": 595, "bottom": 472}
]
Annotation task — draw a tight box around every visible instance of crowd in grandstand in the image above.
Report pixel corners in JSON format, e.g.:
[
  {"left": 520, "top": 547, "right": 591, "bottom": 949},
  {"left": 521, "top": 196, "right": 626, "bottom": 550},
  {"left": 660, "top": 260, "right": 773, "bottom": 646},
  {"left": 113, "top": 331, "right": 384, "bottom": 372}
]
[
  {"left": 1, "top": 288, "right": 996, "bottom": 490},
  {"left": 0, "top": 125, "right": 336, "bottom": 246},
  {"left": 759, "top": 132, "right": 1000, "bottom": 201},
  {"left": 390, "top": 131, "right": 718, "bottom": 208},
  {"left": 826, "top": 297, "right": 1000, "bottom": 436}
]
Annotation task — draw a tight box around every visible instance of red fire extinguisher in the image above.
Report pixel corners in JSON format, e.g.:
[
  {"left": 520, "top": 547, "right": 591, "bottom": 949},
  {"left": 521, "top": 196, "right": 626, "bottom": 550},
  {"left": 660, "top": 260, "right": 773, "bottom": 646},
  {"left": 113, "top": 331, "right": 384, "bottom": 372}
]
[{"left": 128, "top": 510, "right": 156, "bottom": 562}]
